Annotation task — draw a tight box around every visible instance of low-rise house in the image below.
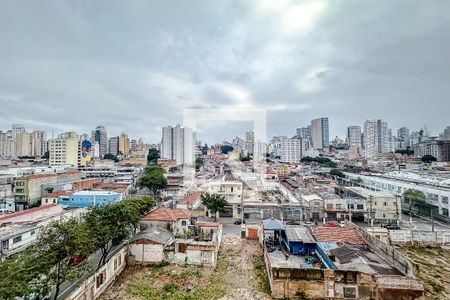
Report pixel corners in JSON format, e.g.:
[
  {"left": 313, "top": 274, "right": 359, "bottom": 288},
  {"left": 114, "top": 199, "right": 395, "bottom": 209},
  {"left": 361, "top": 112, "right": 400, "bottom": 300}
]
[
  {"left": 58, "top": 191, "right": 121, "bottom": 208},
  {"left": 41, "top": 191, "right": 73, "bottom": 206},
  {"left": 0, "top": 224, "right": 39, "bottom": 261},
  {"left": 13, "top": 173, "right": 58, "bottom": 210},
  {"left": 301, "top": 194, "right": 324, "bottom": 221},
  {"left": 262, "top": 220, "right": 423, "bottom": 299},
  {"left": 203, "top": 176, "right": 243, "bottom": 218},
  {"left": 0, "top": 204, "right": 86, "bottom": 260},
  {"left": 0, "top": 204, "right": 63, "bottom": 225},
  {"left": 57, "top": 243, "right": 128, "bottom": 300},
  {"left": 170, "top": 222, "right": 222, "bottom": 267},
  {"left": 141, "top": 207, "right": 192, "bottom": 235},
  {"left": 176, "top": 191, "right": 202, "bottom": 210},
  {"left": 336, "top": 186, "right": 401, "bottom": 224},
  {"left": 128, "top": 228, "right": 174, "bottom": 263},
  {"left": 323, "top": 194, "right": 347, "bottom": 221}
]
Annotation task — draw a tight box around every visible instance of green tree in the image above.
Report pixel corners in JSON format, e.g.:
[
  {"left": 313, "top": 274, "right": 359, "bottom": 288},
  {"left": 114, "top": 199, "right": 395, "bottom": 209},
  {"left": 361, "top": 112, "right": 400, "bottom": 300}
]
[
  {"left": 330, "top": 168, "right": 345, "bottom": 178},
  {"left": 201, "top": 144, "right": 208, "bottom": 155},
  {"left": 240, "top": 154, "right": 251, "bottom": 162},
  {"left": 103, "top": 153, "right": 119, "bottom": 162},
  {"left": 221, "top": 145, "right": 234, "bottom": 154},
  {"left": 138, "top": 164, "right": 167, "bottom": 196},
  {"left": 195, "top": 157, "right": 204, "bottom": 171},
  {"left": 0, "top": 219, "right": 94, "bottom": 300},
  {"left": 201, "top": 193, "right": 228, "bottom": 221},
  {"left": 421, "top": 154, "right": 437, "bottom": 163},
  {"left": 403, "top": 189, "right": 429, "bottom": 214},
  {"left": 147, "top": 148, "right": 160, "bottom": 164},
  {"left": 168, "top": 166, "right": 179, "bottom": 173},
  {"left": 85, "top": 204, "right": 134, "bottom": 269},
  {"left": 37, "top": 219, "right": 94, "bottom": 299}
]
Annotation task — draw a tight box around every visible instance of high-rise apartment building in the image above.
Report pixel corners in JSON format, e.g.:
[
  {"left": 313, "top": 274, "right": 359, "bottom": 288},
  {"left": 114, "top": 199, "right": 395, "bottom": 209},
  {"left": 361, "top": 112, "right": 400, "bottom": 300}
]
[
  {"left": 108, "top": 137, "right": 119, "bottom": 155},
  {"left": 245, "top": 131, "right": 255, "bottom": 155},
  {"left": 48, "top": 133, "right": 80, "bottom": 166},
  {"left": 0, "top": 130, "right": 15, "bottom": 157},
  {"left": 296, "top": 126, "right": 312, "bottom": 142},
  {"left": 161, "top": 126, "right": 174, "bottom": 160},
  {"left": 443, "top": 126, "right": 450, "bottom": 140},
  {"left": 396, "top": 127, "right": 410, "bottom": 149},
  {"left": 12, "top": 124, "right": 25, "bottom": 140},
  {"left": 15, "top": 131, "right": 34, "bottom": 157},
  {"left": 347, "top": 126, "right": 362, "bottom": 153},
  {"left": 364, "top": 119, "right": 389, "bottom": 158},
  {"left": 280, "top": 138, "right": 301, "bottom": 163},
  {"left": 119, "top": 132, "right": 131, "bottom": 155},
  {"left": 130, "top": 139, "right": 137, "bottom": 152},
  {"left": 161, "top": 124, "right": 194, "bottom": 165},
  {"left": 94, "top": 126, "right": 108, "bottom": 157},
  {"left": 311, "top": 117, "right": 329, "bottom": 150},
  {"left": 32, "top": 130, "right": 47, "bottom": 157}
]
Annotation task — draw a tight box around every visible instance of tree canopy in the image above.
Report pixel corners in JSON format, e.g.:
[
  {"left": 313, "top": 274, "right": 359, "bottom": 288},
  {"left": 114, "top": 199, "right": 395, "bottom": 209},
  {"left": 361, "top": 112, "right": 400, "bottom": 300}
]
[
  {"left": 200, "top": 193, "right": 228, "bottom": 221},
  {"left": 0, "top": 197, "right": 156, "bottom": 300},
  {"left": 421, "top": 154, "right": 437, "bottom": 163},
  {"left": 103, "top": 153, "right": 119, "bottom": 162},
  {"left": 138, "top": 163, "right": 167, "bottom": 195},
  {"left": 221, "top": 145, "right": 234, "bottom": 154},
  {"left": 147, "top": 148, "right": 160, "bottom": 164},
  {"left": 301, "top": 156, "right": 337, "bottom": 168},
  {"left": 403, "top": 189, "right": 430, "bottom": 214},
  {"left": 330, "top": 168, "right": 345, "bottom": 178}
]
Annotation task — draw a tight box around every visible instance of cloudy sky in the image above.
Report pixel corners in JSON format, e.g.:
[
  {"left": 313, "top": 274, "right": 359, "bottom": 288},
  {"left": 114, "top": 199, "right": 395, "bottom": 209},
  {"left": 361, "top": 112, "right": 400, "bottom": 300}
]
[{"left": 1, "top": 0, "right": 449, "bottom": 144}]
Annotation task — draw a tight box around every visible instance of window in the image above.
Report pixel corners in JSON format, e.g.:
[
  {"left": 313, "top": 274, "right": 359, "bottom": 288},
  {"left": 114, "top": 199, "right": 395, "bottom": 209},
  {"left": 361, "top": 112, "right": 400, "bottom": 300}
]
[
  {"left": 30, "top": 230, "right": 35, "bottom": 235},
  {"left": 13, "top": 236, "right": 22, "bottom": 244},
  {"left": 384, "top": 202, "right": 387, "bottom": 206},
  {"left": 326, "top": 204, "right": 333, "bottom": 210},
  {"left": 357, "top": 204, "right": 363, "bottom": 210},
  {"left": 96, "top": 271, "right": 105, "bottom": 288},
  {"left": 343, "top": 287, "right": 357, "bottom": 299},
  {"left": 336, "top": 204, "right": 342, "bottom": 209},
  {"left": 181, "top": 220, "right": 186, "bottom": 226}
]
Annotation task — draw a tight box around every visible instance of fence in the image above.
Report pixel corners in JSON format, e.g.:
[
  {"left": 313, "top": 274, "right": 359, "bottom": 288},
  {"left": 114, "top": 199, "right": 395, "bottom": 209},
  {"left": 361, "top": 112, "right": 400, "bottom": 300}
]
[{"left": 389, "top": 230, "right": 450, "bottom": 245}]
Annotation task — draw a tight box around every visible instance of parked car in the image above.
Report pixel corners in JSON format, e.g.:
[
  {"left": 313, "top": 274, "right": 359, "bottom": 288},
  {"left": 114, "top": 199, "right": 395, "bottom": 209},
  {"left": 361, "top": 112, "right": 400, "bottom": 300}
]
[
  {"left": 303, "top": 221, "right": 314, "bottom": 227},
  {"left": 338, "top": 220, "right": 346, "bottom": 227},
  {"left": 234, "top": 219, "right": 246, "bottom": 225},
  {"left": 324, "top": 221, "right": 339, "bottom": 228},
  {"left": 385, "top": 223, "right": 401, "bottom": 230},
  {"left": 286, "top": 221, "right": 301, "bottom": 225}
]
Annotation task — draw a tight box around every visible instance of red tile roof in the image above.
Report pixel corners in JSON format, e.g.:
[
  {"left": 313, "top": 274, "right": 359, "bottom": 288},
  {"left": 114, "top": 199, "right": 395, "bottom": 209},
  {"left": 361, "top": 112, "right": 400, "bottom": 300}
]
[
  {"left": 24, "top": 173, "right": 58, "bottom": 180},
  {"left": 311, "top": 227, "right": 365, "bottom": 245},
  {"left": 142, "top": 208, "right": 192, "bottom": 222},
  {"left": 0, "top": 204, "right": 58, "bottom": 221},
  {"left": 195, "top": 222, "right": 220, "bottom": 228},
  {"left": 42, "top": 190, "right": 73, "bottom": 198},
  {"left": 179, "top": 191, "right": 202, "bottom": 205},
  {"left": 64, "top": 171, "right": 80, "bottom": 175},
  {"left": 93, "top": 183, "right": 128, "bottom": 189}
]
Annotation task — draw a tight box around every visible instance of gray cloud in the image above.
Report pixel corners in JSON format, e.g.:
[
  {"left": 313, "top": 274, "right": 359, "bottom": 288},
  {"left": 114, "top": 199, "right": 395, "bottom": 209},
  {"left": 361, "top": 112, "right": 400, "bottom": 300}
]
[{"left": 0, "top": 0, "right": 449, "bottom": 143}]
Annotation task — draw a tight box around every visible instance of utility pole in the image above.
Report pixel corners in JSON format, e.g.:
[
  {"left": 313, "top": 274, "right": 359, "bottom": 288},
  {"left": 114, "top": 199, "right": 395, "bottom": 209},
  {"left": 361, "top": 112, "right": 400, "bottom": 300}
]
[
  {"left": 431, "top": 208, "right": 434, "bottom": 232},
  {"left": 368, "top": 195, "right": 373, "bottom": 227}
]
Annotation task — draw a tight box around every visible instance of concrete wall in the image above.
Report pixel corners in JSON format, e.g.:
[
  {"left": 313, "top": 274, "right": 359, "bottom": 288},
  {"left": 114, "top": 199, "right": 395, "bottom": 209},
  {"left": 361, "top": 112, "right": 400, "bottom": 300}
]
[
  {"left": 390, "top": 230, "right": 450, "bottom": 245},
  {"left": 356, "top": 227, "right": 418, "bottom": 277}
]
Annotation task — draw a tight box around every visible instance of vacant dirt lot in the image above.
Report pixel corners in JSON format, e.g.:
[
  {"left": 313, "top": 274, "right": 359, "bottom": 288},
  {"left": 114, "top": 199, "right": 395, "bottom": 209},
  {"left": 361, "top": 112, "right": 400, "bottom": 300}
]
[
  {"left": 99, "top": 234, "right": 272, "bottom": 300},
  {"left": 399, "top": 245, "right": 450, "bottom": 300}
]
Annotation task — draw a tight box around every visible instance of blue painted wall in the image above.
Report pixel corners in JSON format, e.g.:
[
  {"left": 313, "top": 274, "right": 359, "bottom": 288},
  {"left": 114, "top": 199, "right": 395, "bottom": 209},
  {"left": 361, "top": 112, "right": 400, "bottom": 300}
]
[{"left": 58, "top": 193, "right": 121, "bottom": 208}]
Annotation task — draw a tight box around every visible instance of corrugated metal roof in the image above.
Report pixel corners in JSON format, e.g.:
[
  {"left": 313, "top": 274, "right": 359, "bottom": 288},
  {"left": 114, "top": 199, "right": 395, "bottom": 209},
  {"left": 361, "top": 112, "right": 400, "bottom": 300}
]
[{"left": 285, "top": 226, "right": 316, "bottom": 243}]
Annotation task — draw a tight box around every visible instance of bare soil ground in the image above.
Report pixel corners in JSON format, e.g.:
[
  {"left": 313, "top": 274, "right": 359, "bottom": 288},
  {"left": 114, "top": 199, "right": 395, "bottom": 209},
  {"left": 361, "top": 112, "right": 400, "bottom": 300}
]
[
  {"left": 398, "top": 245, "right": 450, "bottom": 300},
  {"left": 218, "top": 234, "right": 272, "bottom": 300},
  {"left": 99, "top": 234, "right": 272, "bottom": 300}
]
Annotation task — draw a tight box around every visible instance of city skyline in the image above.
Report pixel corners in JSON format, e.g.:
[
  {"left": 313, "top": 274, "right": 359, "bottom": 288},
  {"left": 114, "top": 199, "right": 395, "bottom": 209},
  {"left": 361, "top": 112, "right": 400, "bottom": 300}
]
[{"left": 1, "top": 0, "right": 450, "bottom": 141}]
